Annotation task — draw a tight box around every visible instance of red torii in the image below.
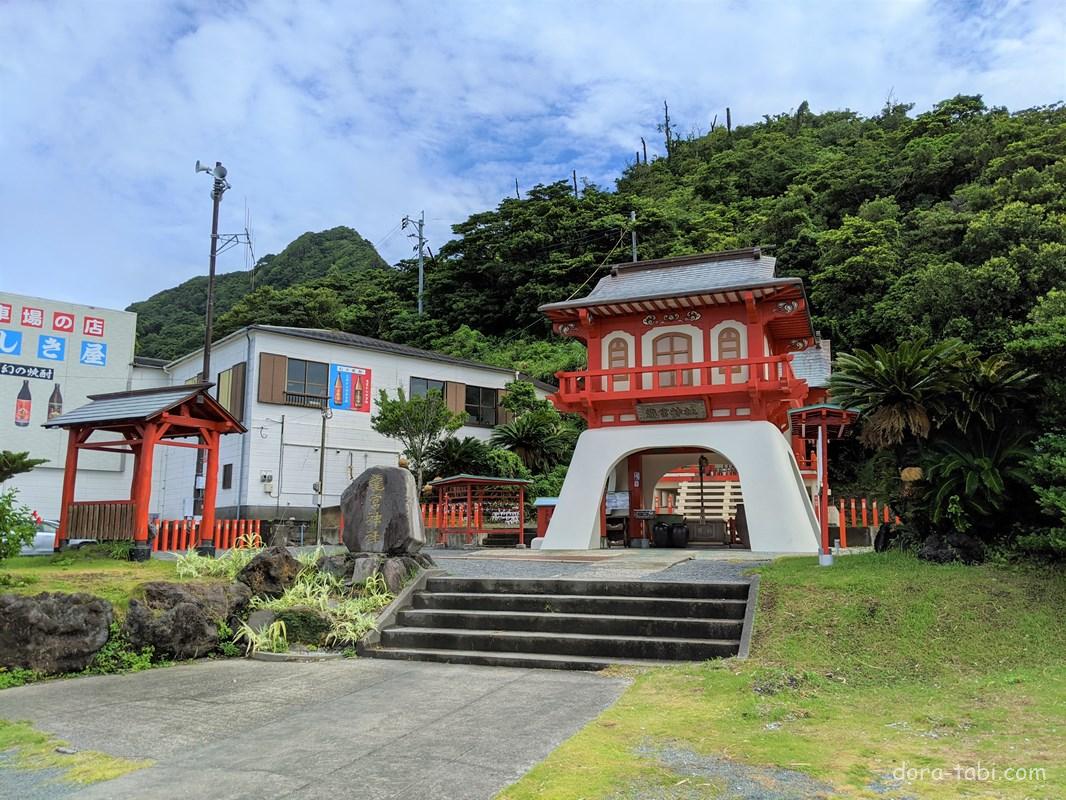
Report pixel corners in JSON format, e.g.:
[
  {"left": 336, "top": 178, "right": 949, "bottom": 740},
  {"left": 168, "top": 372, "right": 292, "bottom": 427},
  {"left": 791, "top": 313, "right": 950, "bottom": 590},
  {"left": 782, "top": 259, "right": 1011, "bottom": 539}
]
[{"left": 44, "top": 384, "right": 245, "bottom": 560}]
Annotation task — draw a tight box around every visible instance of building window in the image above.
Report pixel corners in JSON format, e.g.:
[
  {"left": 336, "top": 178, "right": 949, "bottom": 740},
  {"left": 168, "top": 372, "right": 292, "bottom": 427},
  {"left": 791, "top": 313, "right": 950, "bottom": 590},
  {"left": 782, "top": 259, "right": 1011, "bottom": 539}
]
[
  {"left": 286, "top": 358, "right": 328, "bottom": 402},
  {"left": 718, "top": 328, "right": 742, "bottom": 376},
  {"left": 465, "top": 385, "right": 498, "bottom": 426},
  {"left": 216, "top": 362, "right": 246, "bottom": 421},
  {"left": 222, "top": 463, "right": 233, "bottom": 490},
  {"left": 410, "top": 377, "right": 446, "bottom": 398},
  {"left": 608, "top": 338, "right": 630, "bottom": 391},
  {"left": 653, "top": 333, "right": 693, "bottom": 387}
]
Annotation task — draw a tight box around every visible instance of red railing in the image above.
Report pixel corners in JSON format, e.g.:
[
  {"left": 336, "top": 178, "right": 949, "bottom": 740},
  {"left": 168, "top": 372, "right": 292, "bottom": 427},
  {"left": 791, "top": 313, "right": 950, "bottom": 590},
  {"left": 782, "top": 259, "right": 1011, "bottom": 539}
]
[
  {"left": 153, "top": 519, "right": 263, "bottom": 551},
  {"left": 555, "top": 354, "right": 799, "bottom": 403},
  {"left": 833, "top": 497, "right": 900, "bottom": 549}
]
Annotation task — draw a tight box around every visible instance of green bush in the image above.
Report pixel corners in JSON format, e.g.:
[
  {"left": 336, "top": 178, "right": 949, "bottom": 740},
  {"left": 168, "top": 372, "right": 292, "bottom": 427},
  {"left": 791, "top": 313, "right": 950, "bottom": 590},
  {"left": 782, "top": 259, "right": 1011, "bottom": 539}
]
[
  {"left": 1014, "top": 528, "right": 1066, "bottom": 562},
  {"left": 84, "top": 624, "right": 158, "bottom": 674},
  {"left": 0, "top": 667, "right": 40, "bottom": 690},
  {"left": 0, "top": 489, "right": 36, "bottom": 564}
]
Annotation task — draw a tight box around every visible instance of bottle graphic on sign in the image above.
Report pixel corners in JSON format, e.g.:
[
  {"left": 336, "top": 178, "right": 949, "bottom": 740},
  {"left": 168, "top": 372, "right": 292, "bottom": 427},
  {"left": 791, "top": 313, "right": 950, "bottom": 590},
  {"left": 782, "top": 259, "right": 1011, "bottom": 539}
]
[
  {"left": 333, "top": 373, "right": 344, "bottom": 406},
  {"left": 15, "top": 380, "right": 31, "bottom": 427},
  {"left": 48, "top": 383, "right": 63, "bottom": 420},
  {"left": 352, "top": 373, "right": 364, "bottom": 410}
]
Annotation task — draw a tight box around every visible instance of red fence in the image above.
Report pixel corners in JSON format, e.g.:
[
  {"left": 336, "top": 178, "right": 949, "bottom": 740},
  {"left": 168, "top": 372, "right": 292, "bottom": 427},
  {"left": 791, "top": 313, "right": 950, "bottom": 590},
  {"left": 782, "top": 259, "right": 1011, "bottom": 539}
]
[
  {"left": 152, "top": 519, "right": 263, "bottom": 551},
  {"left": 834, "top": 497, "right": 900, "bottom": 548}
]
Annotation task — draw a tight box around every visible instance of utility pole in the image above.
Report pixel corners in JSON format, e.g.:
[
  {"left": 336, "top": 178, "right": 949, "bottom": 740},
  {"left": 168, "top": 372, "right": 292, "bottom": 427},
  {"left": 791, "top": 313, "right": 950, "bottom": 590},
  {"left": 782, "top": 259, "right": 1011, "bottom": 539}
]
[
  {"left": 514, "top": 178, "right": 520, "bottom": 199},
  {"left": 572, "top": 170, "right": 578, "bottom": 198},
  {"left": 195, "top": 161, "right": 230, "bottom": 384},
  {"left": 640, "top": 136, "right": 648, "bottom": 163},
  {"left": 630, "top": 211, "right": 638, "bottom": 262},
  {"left": 315, "top": 405, "right": 331, "bottom": 546},
  {"left": 402, "top": 211, "right": 426, "bottom": 315}
]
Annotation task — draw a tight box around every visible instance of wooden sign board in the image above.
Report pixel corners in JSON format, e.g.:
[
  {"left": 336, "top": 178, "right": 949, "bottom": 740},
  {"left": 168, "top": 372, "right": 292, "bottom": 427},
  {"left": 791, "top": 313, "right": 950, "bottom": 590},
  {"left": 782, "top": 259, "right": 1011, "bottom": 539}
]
[{"left": 635, "top": 400, "right": 707, "bottom": 422}]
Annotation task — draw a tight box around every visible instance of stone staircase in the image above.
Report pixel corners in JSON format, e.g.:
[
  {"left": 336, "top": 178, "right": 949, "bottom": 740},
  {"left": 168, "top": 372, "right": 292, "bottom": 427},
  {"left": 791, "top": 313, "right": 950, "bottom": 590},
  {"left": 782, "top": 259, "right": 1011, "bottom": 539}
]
[{"left": 361, "top": 576, "right": 756, "bottom": 670}]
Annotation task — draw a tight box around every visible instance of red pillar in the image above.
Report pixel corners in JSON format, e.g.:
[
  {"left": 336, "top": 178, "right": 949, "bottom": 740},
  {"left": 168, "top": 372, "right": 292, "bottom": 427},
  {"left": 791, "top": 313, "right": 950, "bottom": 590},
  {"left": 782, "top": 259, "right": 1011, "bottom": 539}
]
[
  {"left": 819, "top": 417, "right": 830, "bottom": 555},
  {"left": 55, "top": 428, "right": 81, "bottom": 551},
  {"left": 131, "top": 423, "right": 158, "bottom": 546},
  {"left": 198, "top": 429, "right": 220, "bottom": 553},
  {"left": 518, "top": 485, "right": 526, "bottom": 546}
]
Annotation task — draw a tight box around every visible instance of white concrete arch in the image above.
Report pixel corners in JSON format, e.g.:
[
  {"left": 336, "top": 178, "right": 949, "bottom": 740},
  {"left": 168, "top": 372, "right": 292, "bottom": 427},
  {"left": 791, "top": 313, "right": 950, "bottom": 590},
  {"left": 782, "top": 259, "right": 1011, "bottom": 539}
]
[{"left": 542, "top": 421, "right": 819, "bottom": 553}]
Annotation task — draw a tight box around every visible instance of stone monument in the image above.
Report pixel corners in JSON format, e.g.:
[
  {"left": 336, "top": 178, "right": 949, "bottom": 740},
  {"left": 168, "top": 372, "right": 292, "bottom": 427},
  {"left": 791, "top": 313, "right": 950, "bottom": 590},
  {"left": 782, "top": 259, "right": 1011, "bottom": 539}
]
[{"left": 331, "top": 466, "right": 433, "bottom": 593}]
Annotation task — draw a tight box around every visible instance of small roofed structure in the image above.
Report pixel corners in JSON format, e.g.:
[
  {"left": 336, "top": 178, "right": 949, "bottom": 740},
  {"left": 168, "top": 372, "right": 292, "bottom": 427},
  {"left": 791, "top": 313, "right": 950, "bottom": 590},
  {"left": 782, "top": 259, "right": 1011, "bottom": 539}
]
[
  {"left": 44, "top": 384, "right": 245, "bottom": 559},
  {"left": 789, "top": 403, "right": 859, "bottom": 555},
  {"left": 422, "top": 474, "right": 532, "bottom": 548}
]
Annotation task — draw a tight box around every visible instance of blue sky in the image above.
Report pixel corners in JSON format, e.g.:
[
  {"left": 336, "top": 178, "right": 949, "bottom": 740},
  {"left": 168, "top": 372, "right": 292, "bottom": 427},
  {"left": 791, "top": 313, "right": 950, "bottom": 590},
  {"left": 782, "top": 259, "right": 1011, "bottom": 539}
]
[{"left": 1, "top": 0, "right": 1063, "bottom": 311}]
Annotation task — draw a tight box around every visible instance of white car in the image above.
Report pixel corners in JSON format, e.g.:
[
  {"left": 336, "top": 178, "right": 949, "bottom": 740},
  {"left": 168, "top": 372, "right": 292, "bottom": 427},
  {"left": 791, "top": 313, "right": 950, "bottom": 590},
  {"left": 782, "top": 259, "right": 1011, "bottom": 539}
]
[{"left": 18, "top": 519, "right": 97, "bottom": 556}]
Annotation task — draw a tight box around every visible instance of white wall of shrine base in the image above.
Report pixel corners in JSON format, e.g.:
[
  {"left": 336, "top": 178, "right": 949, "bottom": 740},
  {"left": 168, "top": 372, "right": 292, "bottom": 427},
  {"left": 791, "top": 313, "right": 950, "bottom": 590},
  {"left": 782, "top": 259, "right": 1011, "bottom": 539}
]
[{"left": 542, "top": 421, "right": 820, "bottom": 553}]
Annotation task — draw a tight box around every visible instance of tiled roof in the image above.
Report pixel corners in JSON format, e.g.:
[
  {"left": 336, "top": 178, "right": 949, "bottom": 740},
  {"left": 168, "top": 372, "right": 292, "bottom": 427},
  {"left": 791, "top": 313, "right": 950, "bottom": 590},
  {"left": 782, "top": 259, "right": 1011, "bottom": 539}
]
[
  {"left": 541, "top": 249, "right": 799, "bottom": 312},
  {"left": 251, "top": 327, "right": 557, "bottom": 392},
  {"left": 43, "top": 385, "right": 205, "bottom": 428},
  {"left": 789, "top": 341, "right": 832, "bottom": 388}
]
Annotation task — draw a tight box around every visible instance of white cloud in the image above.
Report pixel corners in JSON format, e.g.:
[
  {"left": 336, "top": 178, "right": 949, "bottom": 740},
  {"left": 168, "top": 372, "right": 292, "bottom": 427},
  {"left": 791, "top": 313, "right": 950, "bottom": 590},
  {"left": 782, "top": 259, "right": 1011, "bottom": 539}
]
[{"left": 0, "top": 0, "right": 1062, "bottom": 309}]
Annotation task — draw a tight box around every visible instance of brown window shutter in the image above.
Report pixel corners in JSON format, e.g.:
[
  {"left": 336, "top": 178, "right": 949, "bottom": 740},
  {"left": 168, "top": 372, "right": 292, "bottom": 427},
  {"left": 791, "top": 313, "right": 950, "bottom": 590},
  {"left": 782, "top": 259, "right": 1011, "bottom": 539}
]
[
  {"left": 445, "top": 381, "right": 466, "bottom": 414},
  {"left": 258, "top": 353, "right": 287, "bottom": 404},
  {"left": 232, "top": 362, "right": 247, "bottom": 421}
]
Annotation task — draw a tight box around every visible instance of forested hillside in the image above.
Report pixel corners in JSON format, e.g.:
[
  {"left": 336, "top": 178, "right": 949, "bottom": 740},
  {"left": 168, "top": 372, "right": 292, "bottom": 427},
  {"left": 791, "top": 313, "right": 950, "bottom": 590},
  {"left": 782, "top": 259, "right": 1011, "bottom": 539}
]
[
  {"left": 128, "top": 226, "right": 387, "bottom": 360},
  {"left": 132, "top": 95, "right": 1066, "bottom": 378}
]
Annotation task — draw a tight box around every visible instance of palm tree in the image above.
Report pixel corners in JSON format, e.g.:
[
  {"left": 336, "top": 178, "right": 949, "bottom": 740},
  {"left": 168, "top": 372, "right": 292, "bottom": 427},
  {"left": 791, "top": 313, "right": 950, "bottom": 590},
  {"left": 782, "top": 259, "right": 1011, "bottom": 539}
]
[
  {"left": 955, "top": 354, "right": 1035, "bottom": 433},
  {"left": 925, "top": 430, "right": 1032, "bottom": 532},
  {"left": 425, "top": 436, "right": 490, "bottom": 480},
  {"left": 491, "top": 414, "right": 568, "bottom": 472},
  {"left": 829, "top": 338, "right": 970, "bottom": 454}
]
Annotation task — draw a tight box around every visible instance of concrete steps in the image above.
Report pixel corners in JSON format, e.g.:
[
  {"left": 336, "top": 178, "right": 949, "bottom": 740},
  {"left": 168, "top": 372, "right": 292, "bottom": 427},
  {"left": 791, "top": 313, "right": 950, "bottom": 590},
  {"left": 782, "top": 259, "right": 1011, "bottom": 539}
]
[{"left": 362, "top": 575, "right": 757, "bottom": 670}]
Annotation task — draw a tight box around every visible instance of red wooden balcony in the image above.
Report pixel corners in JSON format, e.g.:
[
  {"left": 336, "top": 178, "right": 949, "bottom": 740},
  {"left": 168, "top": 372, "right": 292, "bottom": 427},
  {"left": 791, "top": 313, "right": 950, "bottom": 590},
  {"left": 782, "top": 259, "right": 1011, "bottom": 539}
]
[{"left": 552, "top": 354, "right": 806, "bottom": 422}]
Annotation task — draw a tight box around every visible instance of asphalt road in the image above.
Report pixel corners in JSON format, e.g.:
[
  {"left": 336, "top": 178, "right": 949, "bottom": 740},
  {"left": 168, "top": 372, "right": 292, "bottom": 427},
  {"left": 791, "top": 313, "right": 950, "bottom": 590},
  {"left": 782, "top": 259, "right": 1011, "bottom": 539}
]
[{"left": 0, "top": 658, "right": 626, "bottom": 800}]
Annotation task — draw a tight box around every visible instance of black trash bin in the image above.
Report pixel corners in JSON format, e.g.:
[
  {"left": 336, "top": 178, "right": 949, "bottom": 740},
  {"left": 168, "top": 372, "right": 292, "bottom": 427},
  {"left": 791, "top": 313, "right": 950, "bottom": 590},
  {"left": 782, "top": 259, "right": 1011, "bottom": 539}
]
[
  {"left": 652, "top": 521, "right": 670, "bottom": 548},
  {"left": 669, "top": 522, "right": 689, "bottom": 548}
]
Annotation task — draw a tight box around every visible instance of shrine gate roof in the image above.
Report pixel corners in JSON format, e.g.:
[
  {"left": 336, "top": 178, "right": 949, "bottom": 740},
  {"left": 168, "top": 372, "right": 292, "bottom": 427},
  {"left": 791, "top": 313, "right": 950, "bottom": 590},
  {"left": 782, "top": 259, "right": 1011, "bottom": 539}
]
[
  {"left": 43, "top": 384, "right": 245, "bottom": 434},
  {"left": 540, "top": 248, "right": 801, "bottom": 316}
]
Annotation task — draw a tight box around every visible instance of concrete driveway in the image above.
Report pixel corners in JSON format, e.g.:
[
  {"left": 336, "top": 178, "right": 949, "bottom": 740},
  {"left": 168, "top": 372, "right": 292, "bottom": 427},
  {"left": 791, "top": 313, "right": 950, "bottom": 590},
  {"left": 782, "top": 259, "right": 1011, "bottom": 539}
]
[{"left": 0, "top": 658, "right": 627, "bottom": 799}]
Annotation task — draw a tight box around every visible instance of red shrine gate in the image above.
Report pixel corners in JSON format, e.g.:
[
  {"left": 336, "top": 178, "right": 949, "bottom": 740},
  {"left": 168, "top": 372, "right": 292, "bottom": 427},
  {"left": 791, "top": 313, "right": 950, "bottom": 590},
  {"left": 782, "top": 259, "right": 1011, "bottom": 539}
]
[
  {"left": 537, "top": 248, "right": 854, "bottom": 553},
  {"left": 44, "top": 384, "right": 245, "bottom": 559}
]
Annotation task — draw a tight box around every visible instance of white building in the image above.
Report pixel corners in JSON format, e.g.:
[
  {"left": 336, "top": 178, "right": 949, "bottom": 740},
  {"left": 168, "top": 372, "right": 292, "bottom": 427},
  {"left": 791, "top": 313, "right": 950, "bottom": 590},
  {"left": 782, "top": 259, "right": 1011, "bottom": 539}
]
[
  {"left": 2, "top": 292, "right": 549, "bottom": 525},
  {"left": 139, "top": 325, "right": 548, "bottom": 522}
]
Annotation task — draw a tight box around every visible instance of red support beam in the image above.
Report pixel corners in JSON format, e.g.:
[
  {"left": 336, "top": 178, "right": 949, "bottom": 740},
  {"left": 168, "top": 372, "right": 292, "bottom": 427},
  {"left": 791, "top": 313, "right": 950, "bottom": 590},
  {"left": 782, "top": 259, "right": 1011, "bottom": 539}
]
[
  {"left": 131, "top": 422, "right": 159, "bottom": 545},
  {"left": 518, "top": 486, "right": 526, "bottom": 546},
  {"left": 198, "top": 429, "right": 221, "bottom": 552},
  {"left": 55, "top": 429, "right": 81, "bottom": 551}
]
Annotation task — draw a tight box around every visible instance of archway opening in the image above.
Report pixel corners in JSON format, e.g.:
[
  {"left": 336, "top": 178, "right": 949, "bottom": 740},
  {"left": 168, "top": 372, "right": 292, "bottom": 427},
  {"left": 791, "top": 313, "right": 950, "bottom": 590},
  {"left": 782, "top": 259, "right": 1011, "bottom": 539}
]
[{"left": 600, "top": 446, "right": 747, "bottom": 549}]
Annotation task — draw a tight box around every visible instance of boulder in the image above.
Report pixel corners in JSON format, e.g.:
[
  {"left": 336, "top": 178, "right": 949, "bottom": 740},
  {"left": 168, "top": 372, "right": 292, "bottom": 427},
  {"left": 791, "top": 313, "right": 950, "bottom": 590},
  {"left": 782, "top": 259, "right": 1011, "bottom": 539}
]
[
  {"left": 123, "top": 600, "right": 217, "bottom": 659},
  {"left": 236, "top": 546, "right": 301, "bottom": 598},
  {"left": 316, "top": 553, "right": 351, "bottom": 583},
  {"left": 246, "top": 608, "right": 277, "bottom": 633},
  {"left": 340, "top": 466, "right": 424, "bottom": 555},
  {"left": 0, "top": 592, "right": 113, "bottom": 674},
  {"left": 918, "top": 533, "right": 985, "bottom": 565},
  {"left": 380, "top": 557, "right": 408, "bottom": 594},
  {"left": 275, "top": 606, "right": 331, "bottom": 645},
  {"left": 350, "top": 556, "right": 383, "bottom": 588},
  {"left": 134, "top": 581, "right": 251, "bottom": 623}
]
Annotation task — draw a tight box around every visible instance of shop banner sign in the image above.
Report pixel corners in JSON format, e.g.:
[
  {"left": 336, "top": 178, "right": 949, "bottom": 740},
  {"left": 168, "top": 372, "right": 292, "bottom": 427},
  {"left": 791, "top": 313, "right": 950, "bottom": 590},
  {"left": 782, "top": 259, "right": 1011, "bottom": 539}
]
[{"left": 328, "top": 363, "right": 371, "bottom": 412}]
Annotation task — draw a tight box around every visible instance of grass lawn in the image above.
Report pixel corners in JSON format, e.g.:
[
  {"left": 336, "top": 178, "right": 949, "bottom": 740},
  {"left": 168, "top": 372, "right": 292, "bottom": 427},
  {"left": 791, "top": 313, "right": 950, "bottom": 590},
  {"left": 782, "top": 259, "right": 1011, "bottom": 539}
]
[
  {"left": 0, "top": 719, "right": 149, "bottom": 784},
  {"left": 500, "top": 552, "right": 1066, "bottom": 799},
  {"left": 0, "top": 548, "right": 217, "bottom": 612}
]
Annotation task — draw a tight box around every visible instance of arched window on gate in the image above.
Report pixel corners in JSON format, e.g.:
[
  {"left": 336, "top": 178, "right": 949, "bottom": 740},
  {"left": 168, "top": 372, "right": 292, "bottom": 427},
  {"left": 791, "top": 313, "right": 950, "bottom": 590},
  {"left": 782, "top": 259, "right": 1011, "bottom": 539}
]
[
  {"left": 608, "top": 338, "right": 630, "bottom": 391},
  {"left": 653, "top": 333, "right": 693, "bottom": 387},
  {"left": 718, "top": 328, "right": 742, "bottom": 378}
]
